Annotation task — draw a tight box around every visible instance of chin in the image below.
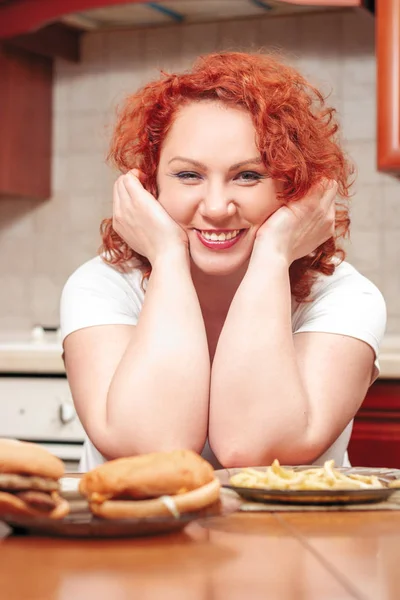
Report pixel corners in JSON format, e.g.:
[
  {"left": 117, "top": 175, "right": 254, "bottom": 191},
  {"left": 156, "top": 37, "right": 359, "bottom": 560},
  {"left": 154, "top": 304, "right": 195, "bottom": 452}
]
[{"left": 190, "top": 254, "right": 249, "bottom": 277}]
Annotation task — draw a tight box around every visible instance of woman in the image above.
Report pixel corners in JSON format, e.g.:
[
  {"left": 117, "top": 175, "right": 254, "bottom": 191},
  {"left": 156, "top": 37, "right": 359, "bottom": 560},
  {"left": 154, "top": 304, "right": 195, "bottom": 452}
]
[{"left": 61, "top": 52, "right": 386, "bottom": 471}]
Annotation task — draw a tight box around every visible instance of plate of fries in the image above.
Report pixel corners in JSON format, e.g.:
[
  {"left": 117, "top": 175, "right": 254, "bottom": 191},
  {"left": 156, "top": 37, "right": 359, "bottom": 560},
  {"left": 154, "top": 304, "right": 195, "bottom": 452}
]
[{"left": 224, "top": 460, "right": 400, "bottom": 505}]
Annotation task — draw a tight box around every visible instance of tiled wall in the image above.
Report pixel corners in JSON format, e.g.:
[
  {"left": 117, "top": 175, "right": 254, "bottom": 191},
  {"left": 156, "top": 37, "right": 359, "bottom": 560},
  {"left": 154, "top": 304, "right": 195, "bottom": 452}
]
[{"left": 0, "top": 10, "right": 399, "bottom": 333}]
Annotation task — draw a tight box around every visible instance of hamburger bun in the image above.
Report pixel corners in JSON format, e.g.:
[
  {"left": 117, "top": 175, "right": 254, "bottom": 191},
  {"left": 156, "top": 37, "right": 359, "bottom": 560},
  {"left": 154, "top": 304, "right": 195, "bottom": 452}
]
[
  {"left": 89, "top": 478, "right": 220, "bottom": 519},
  {"left": 0, "top": 439, "right": 64, "bottom": 479},
  {"left": 0, "top": 491, "right": 70, "bottom": 519},
  {"left": 79, "top": 449, "right": 215, "bottom": 500},
  {"left": 80, "top": 449, "right": 220, "bottom": 520},
  {"left": 0, "top": 438, "right": 68, "bottom": 520}
]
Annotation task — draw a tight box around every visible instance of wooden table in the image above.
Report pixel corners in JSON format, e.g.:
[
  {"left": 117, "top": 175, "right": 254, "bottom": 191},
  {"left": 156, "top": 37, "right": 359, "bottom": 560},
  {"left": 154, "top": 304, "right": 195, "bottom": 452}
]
[{"left": 1, "top": 511, "right": 400, "bottom": 600}]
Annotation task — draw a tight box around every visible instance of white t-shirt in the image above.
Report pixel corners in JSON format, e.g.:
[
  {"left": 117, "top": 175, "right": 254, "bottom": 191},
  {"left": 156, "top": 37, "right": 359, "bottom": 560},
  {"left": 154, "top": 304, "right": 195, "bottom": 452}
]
[{"left": 60, "top": 256, "right": 386, "bottom": 472}]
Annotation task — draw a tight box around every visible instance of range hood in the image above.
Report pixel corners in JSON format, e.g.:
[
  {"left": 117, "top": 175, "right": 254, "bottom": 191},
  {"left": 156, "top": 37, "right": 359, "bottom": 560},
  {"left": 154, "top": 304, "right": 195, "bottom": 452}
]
[{"left": 0, "top": 0, "right": 366, "bottom": 39}]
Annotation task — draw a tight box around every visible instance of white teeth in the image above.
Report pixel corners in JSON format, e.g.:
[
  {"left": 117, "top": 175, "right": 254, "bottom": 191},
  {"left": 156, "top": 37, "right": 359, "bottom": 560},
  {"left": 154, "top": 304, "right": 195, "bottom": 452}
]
[{"left": 201, "top": 229, "right": 241, "bottom": 242}]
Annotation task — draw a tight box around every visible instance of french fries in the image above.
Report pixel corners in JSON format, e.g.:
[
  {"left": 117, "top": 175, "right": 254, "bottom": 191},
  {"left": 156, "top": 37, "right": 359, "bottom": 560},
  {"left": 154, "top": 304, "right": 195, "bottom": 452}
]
[{"left": 229, "top": 459, "right": 384, "bottom": 491}]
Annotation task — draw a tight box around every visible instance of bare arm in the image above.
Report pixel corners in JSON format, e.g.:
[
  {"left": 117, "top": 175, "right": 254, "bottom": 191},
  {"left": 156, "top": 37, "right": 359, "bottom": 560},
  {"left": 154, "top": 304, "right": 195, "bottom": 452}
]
[
  {"left": 209, "top": 180, "right": 376, "bottom": 466},
  {"left": 208, "top": 253, "right": 374, "bottom": 467},
  {"left": 64, "top": 249, "right": 210, "bottom": 459},
  {"left": 64, "top": 171, "right": 210, "bottom": 459}
]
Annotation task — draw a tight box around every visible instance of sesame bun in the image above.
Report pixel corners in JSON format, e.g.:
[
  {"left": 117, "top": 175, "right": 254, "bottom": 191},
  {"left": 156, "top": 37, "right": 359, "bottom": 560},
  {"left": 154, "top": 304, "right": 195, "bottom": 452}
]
[
  {"left": 0, "top": 491, "right": 69, "bottom": 519},
  {"left": 0, "top": 439, "right": 65, "bottom": 480},
  {"left": 79, "top": 449, "right": 215, "bottom": 500}
]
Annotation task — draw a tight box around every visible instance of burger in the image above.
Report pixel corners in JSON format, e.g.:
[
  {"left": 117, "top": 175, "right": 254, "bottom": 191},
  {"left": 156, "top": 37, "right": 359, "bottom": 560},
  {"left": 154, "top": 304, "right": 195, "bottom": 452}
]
[
  {"left": 79, "top": 449, "right": 221, "bottom": 519},
  {"left": 0, "top": 438, "right": 69, "bottom": 519}
]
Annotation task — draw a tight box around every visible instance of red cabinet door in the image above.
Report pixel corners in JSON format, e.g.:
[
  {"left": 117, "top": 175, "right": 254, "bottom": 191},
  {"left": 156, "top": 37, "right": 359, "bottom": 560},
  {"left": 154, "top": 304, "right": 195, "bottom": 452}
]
[{"left": 348, "top": 381, "right": 400, "bottom": 468}]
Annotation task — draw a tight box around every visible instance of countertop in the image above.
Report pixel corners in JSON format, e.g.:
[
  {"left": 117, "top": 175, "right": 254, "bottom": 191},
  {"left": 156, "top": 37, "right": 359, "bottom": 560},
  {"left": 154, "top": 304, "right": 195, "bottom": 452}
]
[
  {"left": 0, "top": 333, "right": 400, "bottom": 379},
  {"left": 1, "top": 511, "right": 400, "bottom": 599}
]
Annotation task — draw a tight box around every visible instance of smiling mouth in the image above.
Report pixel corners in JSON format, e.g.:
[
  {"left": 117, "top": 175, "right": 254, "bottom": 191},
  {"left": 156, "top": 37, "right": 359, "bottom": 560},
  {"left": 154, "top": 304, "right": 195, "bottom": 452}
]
[
  {"left": 195, "top": 229, "right": 243, "bottom": 242},
  {"left": 194, "top": 228, "right": 246, "bottom": 249}
]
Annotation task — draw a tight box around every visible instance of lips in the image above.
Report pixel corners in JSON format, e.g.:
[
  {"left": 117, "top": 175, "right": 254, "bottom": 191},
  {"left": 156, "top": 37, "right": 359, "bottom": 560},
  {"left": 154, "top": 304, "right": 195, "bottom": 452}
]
[{"left": 195, "top": 228, "right": 245, "bottom": 250}]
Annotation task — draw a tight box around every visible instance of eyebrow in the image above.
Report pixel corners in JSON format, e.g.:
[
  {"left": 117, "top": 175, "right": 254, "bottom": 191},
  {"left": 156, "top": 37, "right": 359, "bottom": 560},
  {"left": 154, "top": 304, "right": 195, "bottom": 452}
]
[{"left": 168, "top": 157, "right": 263, "bottom": 171}]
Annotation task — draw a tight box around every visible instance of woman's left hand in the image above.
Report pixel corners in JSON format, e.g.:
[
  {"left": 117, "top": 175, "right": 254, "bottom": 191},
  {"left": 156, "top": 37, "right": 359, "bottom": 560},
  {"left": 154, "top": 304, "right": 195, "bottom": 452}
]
[{"left": 253, "top": 179, "right": 338, "bottom": 265}]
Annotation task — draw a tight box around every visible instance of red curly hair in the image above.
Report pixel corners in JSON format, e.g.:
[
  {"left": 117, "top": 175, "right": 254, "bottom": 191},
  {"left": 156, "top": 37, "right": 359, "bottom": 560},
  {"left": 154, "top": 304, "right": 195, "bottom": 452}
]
[{"left": 100, "top": 51, "right": 353, "bottom": 301}]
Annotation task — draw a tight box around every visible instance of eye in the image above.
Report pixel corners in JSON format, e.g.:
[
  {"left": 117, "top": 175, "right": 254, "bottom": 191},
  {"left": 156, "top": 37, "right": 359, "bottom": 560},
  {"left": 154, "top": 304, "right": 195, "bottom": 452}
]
[
  {"left": 175, "top": 171, "right": 202, "bottom": 182},
  {"left": 235, "top": 171, "right": 265, "bottom": 183}
]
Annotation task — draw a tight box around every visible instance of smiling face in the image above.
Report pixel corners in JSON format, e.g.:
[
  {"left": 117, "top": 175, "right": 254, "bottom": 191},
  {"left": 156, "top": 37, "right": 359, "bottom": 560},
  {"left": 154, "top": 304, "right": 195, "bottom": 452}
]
[{"left": 157, "top": 101, "right": 281, "bottom": 277}]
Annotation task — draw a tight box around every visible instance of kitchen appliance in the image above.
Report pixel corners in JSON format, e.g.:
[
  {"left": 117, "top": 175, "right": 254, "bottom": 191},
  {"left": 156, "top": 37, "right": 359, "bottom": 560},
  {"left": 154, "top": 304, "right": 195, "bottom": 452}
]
[{"left": 0, "top": 326, "right": 85, "bottom": 471}]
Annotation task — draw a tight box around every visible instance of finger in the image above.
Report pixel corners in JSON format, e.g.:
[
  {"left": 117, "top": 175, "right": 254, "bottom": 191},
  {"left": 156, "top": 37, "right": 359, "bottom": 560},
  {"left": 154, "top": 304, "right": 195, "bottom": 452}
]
[
  {"left": 114, "top": 178, "right": 133, "bottom": 216},
  {"left": 113, "top": 177, "right": 133, "bottom": 222},
  {"left": 113, "top": 179, "right": 122, "bottom": 213},
  {"left": 303, "top": 178, "right": 333, "bottom": 207},
  {"left": 320, "top": 179, "right": 338, "bottom": 209},
  {"left": 122, "top": 171, "right": 144, "bottom": 200},
  {"left": 128, "top": 168, "right": 146, "bottom": 184},
  {"left": 325, "top": 179, "right": 338, "bottom": 196}
]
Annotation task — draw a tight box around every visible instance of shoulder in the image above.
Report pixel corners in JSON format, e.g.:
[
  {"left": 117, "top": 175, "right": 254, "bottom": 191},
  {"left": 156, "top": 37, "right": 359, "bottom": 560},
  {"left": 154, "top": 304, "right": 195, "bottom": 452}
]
[
  {"left": 60, "top": 256, "right": 145, "bottom": 342},
  {"left": 63, "top": 255, "right": 143, "bottom": 290},
  {"left": 312, "top": 260, "right": 384, "bottom": 299},
  {"left": 293, "top": 260, "right": 387, "bottom": 354}
]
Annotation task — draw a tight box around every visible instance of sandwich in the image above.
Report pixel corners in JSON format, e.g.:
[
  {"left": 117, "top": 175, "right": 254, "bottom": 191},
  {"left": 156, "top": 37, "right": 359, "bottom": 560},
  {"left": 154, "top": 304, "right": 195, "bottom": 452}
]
[
  {"left": 0, "top": 438, "right": 69, "bottom": 519},
  {"left": 79, "top": 449, "right": 221, "bottom": 519}
]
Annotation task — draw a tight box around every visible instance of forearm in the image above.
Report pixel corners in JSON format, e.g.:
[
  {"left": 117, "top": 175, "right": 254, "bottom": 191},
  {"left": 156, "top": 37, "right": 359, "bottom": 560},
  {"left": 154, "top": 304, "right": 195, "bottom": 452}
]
[
  {"left": 102, "top": 250, "right": 210, "bottom": 457},
  {"left": 209, "top": 253, "right": 312, "bottom": 466}
]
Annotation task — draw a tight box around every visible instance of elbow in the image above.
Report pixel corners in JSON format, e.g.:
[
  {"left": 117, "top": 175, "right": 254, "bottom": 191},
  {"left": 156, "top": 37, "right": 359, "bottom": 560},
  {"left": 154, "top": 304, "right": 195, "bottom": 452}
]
[
  {"left": 86, "top": 424, "right": 207, "bottom": 462},
  {"left": 210, "top": 438, "right": 275, "bottom": 469},
  {"left": 211, "top": 435, "right": 326, "bottom": 469}
]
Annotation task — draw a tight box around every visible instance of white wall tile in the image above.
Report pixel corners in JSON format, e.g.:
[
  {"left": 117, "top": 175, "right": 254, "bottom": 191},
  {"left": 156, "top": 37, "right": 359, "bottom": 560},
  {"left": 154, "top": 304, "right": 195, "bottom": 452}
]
[
  {"left": 181, "top": 22, "right": 220, "bottom": 61},
  {"left": 382, "top": 182, "right": 400, "bottom": 230},
  {"left": 0, "top": 276, "right": 31, "bottom": 319},
  {"left": 0, "top": 199, "right": 35, "bottom": 242},
  {"left": 0, "top": 236, "right": 35, "bottom": 277},
  {"left": 30, "top": 275, "right": 66, "bottom": 327},
  {"left": 343, "top": 140, "right": 387, "bottom": 185},
  {"left": 259, "top": 16, "right": 301, "bottom": 61},
  {"left": 342, "top": 10, "right": 375, "bottom": 101},
  {"left": 341, "top": 96, "right": 376, "bottom": 141},
  {"left": 218, "top": 18, "right": 260, "bottom": 52},
  {"left": 346, "top": 231, "right": 382, "bottom": 273},
  {"left": 65, "top": 153, "right": 109, "bottom": 195},
  {"left": 387, "top": 316, "right": 400, "bottom": 334},
  {"left": 382, "top": 231, "right": 400, "bottom": 317},
  {"left": 67, "top": 71, "right": 109, "bottom": 112},
  {"left": 296, "top": 13, "right": 342, "bottom": 114},
  {"left": 104, "top": 29, "right": 148, "bottom": 112},
  {"left": 66, "top": 111, "right": 109, "bottom": 155},
  {"left": 67, "top": 192, "right": 105, "bottom": 235},
  {"left": 143, "top": 26, "right": 184, "bottom": 73},
  {"left": 349, "top": 184, "right": 383, "bottom": 232},
  {"left": 53, "top": 61, "right": 76, "bottom": 114}
]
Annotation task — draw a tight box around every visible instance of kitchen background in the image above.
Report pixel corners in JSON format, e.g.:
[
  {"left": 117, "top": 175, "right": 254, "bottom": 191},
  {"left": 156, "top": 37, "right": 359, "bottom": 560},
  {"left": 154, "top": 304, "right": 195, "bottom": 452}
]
[
  {"left": 1, "top": 8, "right": 399, "bottom": 333},
  {"left": 0, "top": 3, "right": 399, "bottom": 469}
]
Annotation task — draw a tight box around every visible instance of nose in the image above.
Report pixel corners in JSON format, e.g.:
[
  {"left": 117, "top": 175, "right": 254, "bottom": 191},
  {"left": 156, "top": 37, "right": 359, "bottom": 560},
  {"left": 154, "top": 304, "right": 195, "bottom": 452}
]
[{"left": 199, "top": 182, "right": 236, "bottom": 221}]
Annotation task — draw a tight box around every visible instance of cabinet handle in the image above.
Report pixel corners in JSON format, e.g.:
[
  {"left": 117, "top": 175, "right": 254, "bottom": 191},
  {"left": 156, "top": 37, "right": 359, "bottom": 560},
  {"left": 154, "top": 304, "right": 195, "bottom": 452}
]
[{"left": 59, "top": 402, "right": 76, "bottom": 424}]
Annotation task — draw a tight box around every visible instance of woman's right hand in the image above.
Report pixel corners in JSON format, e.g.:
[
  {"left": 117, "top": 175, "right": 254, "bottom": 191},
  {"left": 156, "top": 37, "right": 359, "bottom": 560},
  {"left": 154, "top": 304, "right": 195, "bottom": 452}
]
[{"left": 113, "top": 169, "right": 189, "bottom": 265}]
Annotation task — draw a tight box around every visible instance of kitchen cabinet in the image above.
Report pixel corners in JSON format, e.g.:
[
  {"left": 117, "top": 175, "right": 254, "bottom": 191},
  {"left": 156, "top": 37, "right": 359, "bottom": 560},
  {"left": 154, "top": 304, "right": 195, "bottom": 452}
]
[
  {"left": 348, "top": 380, "right": 400, "bottom": 468},
  {"left": 0, "top": 44, "right": 52, "bottom": 200},
  {"left": 377, "top": 0, "right": 400, "bottom": 172}
]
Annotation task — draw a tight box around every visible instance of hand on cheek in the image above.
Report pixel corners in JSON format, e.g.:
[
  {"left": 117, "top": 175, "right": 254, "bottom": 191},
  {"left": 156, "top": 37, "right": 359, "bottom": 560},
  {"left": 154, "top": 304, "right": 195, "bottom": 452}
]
[{"left": 253, "top": 179, "right": 338, "bottom": 265}]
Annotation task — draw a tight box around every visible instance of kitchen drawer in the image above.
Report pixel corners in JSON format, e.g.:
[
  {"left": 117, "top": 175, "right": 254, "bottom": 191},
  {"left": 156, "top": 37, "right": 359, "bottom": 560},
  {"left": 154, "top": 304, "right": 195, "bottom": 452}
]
[{"left": 0, "top": 377, "right": 85, "bottom": 442}]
